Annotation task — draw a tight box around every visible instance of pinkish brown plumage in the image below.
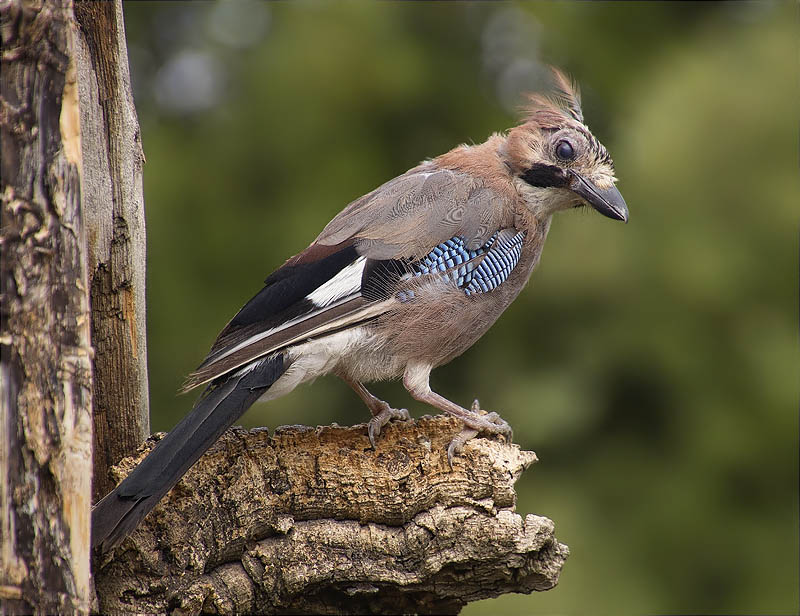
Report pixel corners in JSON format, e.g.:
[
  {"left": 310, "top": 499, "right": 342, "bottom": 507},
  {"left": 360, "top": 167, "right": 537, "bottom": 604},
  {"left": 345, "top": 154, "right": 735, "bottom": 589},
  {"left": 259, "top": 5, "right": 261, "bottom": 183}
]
[{"left": 92, "top": 68, "right": 628, "bottom": 552}]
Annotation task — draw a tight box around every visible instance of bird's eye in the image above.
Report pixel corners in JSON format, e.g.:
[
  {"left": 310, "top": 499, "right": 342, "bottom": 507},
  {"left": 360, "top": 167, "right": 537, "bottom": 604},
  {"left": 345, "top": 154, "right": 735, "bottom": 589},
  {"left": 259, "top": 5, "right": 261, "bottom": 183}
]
[{"left": 555, "top": 140, "right": 575, "bottom": 161}]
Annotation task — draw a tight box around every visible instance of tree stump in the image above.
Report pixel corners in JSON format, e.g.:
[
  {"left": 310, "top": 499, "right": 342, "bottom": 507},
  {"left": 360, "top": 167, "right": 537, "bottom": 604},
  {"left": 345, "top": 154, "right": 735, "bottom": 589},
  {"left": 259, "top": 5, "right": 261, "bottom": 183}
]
[{"left": 92, "top": 415, "right": 568, "bottom": 614}]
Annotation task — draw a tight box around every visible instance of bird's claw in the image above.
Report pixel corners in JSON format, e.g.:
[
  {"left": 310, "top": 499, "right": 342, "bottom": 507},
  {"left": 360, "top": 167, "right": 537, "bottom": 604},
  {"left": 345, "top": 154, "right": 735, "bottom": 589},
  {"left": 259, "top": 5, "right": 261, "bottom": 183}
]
[
  {"left": 446, "top": 399, "right": 513, "bottom": 468},
  {"left": 447, "top": 427, "right": 479, "bottom": 468},
  {"left": 479, "top": 412, "right": 513, "bottom": 442},
  {"left": 367, "top": 406, "right": 411, "bottom": 449}
]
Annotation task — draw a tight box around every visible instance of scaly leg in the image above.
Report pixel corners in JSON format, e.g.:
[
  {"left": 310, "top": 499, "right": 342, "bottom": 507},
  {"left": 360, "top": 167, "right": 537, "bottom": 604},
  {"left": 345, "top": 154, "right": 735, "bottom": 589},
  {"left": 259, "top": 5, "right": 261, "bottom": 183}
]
[
  {"left": 402, "top": 363, "right": 512, "bottom": 467},
  {"left": 340, "top": 375, "right": 411, "bottom": 448}
]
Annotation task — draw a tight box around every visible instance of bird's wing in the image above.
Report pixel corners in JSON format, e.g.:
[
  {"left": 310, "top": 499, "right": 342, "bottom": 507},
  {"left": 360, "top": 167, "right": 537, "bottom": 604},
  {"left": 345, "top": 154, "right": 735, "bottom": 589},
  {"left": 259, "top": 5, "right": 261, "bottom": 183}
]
[
  {"left": 312, "top": 165, "right": 509, "bottom": 259},
  {"left": 182, "top": 167, "right": 516, "bottom": 392}
]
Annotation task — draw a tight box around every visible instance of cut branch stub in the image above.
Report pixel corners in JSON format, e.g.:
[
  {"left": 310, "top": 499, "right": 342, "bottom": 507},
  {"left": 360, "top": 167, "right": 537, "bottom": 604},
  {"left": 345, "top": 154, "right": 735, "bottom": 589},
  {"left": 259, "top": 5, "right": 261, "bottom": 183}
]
[{"left": 92, "top": 415, "right": 568, "bottom": 615}]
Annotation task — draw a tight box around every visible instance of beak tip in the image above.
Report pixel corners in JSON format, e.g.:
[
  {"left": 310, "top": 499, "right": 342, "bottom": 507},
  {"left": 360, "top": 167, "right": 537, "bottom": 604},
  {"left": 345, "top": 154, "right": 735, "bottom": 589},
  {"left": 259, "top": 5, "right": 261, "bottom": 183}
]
[
  {"left": 595, "top": 201, "right": 629, "bottom": 224},
  {"left": 569, "top": 172, "right": 628, "bottom": 225},
  {"left": 608, "top": 205, "right": 629, "bottom": 223}
]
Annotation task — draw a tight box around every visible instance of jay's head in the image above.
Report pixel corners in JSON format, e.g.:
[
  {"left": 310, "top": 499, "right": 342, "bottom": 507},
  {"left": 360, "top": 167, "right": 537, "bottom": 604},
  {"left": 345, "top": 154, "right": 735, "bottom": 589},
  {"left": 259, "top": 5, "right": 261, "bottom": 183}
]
[{"left": 504, "top": 69, "right": 628, "bottom": 223}]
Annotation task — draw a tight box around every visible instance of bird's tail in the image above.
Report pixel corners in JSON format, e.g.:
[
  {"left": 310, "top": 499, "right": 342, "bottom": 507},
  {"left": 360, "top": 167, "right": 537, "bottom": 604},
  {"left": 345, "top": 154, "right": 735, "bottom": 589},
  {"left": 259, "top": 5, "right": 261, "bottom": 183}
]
[{"left": 91, "top": 353, "right": 287, "bottom": 552}]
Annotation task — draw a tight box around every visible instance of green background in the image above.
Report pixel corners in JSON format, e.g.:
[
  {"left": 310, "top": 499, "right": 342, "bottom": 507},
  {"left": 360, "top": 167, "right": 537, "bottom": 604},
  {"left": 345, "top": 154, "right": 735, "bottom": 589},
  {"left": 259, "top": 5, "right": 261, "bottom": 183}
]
[{"left": 124, "top": 2, "right": 798, "bottom": 614}]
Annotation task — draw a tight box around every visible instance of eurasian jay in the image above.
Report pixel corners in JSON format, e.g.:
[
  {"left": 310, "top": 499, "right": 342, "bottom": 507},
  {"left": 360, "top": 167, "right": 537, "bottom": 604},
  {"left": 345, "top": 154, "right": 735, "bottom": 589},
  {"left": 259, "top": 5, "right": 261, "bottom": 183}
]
[{"left": 92, "top": 69, "right": 627, "bottom": 551}]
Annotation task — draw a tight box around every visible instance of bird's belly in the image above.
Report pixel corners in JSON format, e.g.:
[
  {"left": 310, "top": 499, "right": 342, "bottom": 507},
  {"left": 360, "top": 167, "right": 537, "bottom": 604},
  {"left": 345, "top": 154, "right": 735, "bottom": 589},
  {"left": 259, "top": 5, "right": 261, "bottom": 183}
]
[
  {"left": 257, "top": 327, "right": 404, "bottom": 405},
  {"left": 367, "top": 282, "right": 510, "bottom": 371}
]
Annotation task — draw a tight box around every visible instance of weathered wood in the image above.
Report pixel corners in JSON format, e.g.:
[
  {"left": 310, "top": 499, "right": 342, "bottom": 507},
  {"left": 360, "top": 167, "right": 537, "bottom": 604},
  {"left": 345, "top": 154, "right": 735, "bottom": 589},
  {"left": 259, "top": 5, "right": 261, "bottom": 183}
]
[
  {"left": 93, "top": 416, "right": 568, "bottom": 615},
  {"left": 72, "top": 0, "right": 149, "bottom": 502},
  {"left": 0, "top": 1, "right": 93, "bottom": 613}
]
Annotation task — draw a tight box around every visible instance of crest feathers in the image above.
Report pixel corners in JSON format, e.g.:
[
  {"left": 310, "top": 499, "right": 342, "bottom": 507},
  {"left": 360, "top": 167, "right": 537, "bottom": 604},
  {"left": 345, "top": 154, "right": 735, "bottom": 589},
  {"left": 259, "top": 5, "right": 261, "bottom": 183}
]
[
  {"left": 550, "top": 67, "right": 583, "bottom": 123},
  {"left": 522, "top": 66, "right": 585, "bottom": 126}
]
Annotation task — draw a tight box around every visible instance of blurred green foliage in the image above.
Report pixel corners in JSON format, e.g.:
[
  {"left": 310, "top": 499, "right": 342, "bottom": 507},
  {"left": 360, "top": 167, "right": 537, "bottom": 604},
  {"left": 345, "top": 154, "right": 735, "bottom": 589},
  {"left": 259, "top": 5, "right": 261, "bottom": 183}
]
[{"left": 124, "top": 2, "right": 798, "bottom": 614}]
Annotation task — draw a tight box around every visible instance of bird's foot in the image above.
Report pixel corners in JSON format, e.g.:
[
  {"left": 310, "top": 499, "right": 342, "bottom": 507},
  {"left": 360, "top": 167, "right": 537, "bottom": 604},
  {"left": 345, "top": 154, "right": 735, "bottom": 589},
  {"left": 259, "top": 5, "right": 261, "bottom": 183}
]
[
  {"left": 367, "top": 405, "right": 411, "bottom": 449},
  {"left": 447, "top": 399, "right": 513, "bottom": 467}
]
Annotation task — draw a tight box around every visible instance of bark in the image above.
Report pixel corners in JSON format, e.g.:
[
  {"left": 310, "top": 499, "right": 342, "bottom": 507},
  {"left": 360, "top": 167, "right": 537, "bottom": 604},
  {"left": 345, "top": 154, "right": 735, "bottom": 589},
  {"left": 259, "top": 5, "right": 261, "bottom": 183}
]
[
  {"left": 93, "top": 416, "right": 568, "bottom": 615},
  {"left": 72, "top": 0, "right": 149, "bottom": 503},
  {"left": 0, "top": 1, "right": 93, "bottom": 614}
]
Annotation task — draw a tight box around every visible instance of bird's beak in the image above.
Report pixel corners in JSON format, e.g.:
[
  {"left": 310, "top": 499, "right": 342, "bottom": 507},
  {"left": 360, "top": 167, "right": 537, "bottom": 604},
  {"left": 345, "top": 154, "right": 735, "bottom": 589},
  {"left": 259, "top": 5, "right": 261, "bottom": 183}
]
[{"left": 569, "top": 171, "right": 628, "bottom": 223}]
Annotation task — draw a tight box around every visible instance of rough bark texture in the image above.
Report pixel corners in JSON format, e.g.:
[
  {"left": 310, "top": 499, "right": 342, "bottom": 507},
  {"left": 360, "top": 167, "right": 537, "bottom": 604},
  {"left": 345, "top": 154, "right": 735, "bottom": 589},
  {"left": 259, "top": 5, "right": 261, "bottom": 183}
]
[
  {"left": 72, "top": 0, "right": 149, "bottom": 503},
  {"left": 0, "top": 1, "right": 93, "bottom": 613},
  {"left": 93, "top": 415, "right": 568, "bottom": 615}
]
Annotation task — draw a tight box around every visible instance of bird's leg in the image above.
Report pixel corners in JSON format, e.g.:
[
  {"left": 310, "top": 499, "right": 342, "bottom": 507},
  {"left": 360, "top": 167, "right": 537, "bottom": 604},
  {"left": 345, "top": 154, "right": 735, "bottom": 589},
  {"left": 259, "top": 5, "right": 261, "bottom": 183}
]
[
  {"left": 402, "top": 364, "right": 512, "bottom": 467},
  {"left": 340, "top": 375, "right": 411, "bottom": 448}
]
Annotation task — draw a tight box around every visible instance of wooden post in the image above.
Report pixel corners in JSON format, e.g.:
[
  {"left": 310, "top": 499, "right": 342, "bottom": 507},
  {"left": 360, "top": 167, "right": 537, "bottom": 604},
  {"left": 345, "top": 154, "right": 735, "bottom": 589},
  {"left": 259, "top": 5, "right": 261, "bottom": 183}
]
[
  {"left": 72, "top": 0, "right": 149, "bottom": 503},
  {"left": 0, "top": 1, "right": 93, "bottom": 613}
]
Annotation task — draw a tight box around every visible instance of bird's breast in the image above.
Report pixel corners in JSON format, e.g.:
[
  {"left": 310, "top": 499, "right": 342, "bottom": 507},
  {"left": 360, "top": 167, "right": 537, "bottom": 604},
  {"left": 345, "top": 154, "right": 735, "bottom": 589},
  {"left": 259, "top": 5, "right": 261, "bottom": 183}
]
[{"left": 363, "top": 224, "right": 549, "bottom": 372}]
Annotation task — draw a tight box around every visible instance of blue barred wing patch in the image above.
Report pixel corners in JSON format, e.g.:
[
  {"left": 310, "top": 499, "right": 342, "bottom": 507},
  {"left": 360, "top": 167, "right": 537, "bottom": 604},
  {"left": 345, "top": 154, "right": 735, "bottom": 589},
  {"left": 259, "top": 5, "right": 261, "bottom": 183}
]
[
  {"left": 398, "top": 229, "right": 525, "bottom": 301},
  {"left": 463, "top": 230, "right": 525, "bottom": 295}
]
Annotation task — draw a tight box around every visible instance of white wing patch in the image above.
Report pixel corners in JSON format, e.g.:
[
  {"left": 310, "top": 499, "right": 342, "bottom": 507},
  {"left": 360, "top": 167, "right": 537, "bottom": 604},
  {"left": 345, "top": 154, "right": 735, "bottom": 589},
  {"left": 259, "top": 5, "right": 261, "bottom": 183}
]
[
  {"left": 205, "top": 256, "right": 368, "bottom": 368},
  {"left": 306, "top": 256, "right": 366, "bottom": 307},
  {"left": 210, "top": 295, "right": 351, "bottom": 365}
]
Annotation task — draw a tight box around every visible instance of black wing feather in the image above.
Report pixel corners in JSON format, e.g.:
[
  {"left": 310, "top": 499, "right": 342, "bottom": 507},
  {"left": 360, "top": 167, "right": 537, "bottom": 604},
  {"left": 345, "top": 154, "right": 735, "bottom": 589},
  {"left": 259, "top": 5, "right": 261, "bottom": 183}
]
[
  {"left": 224, "top": 243, "right": 359, "bottom": 333},
  {"left": 182, "top": 242, "right": 364, "bottom": 391}
]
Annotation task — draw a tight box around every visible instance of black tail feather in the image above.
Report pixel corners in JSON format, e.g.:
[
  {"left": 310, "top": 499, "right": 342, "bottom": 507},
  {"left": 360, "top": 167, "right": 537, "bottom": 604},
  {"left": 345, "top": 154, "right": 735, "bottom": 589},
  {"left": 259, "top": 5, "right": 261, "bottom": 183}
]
[{"left": 91, "top": 353, "right": 286, "bottom": 552}]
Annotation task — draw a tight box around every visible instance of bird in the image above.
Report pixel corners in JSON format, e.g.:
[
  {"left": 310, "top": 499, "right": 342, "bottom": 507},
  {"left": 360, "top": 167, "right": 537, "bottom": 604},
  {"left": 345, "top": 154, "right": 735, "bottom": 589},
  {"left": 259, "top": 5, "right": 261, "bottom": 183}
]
[{"left": 91, "top": 68, "right": 628, "bottom": 551}]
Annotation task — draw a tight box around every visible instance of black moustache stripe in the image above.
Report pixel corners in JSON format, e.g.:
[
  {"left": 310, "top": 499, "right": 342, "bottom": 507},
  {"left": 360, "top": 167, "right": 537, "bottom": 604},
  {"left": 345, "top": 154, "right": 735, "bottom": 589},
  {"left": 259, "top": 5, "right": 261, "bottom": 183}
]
[{"left": 521, "top": 163, "right": 570, "bottom": 189}]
